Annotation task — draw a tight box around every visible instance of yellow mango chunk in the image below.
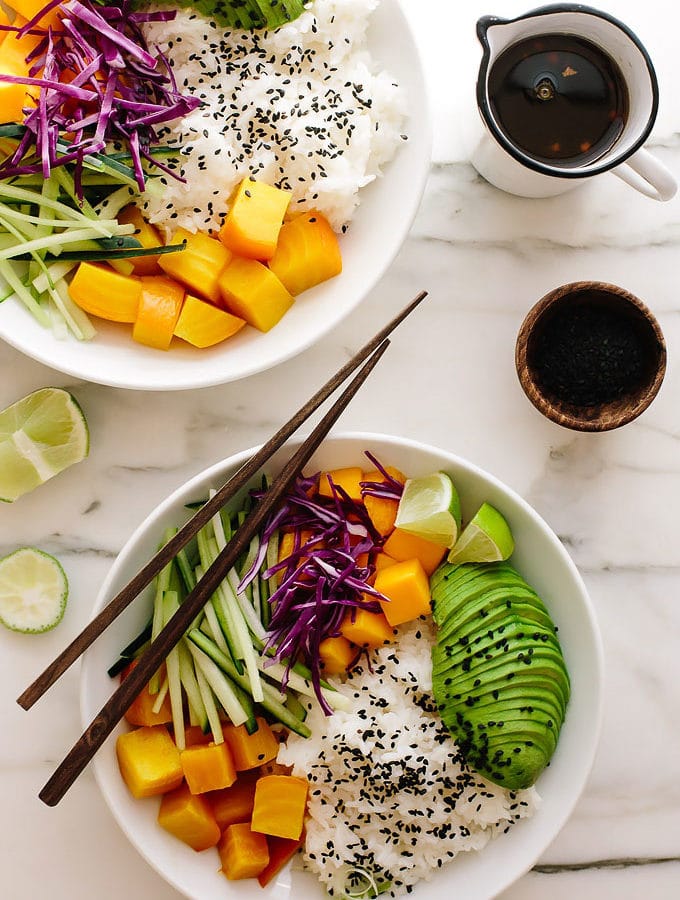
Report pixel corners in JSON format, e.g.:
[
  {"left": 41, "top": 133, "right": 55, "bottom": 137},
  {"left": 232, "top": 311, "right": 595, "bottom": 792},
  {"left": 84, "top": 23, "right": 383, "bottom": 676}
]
[
  {"left": 217, "top": 256, "right": 293, "bottom": 332},
  {"left": 383, "top": 528, "right": 446, "bottom": 576},
  {"left": 117, "top": 206, "right": 163, "bottom": 275},
  {"left": 340, "top": 608, "right": 395, "bottom": 648},
  {"left": 224, "top": 717, "right": 279, "bottom": 771},
  {"left": 219, "top": 177, "right": 292, "bottom": 260},
  {"left": 68, "top": 262, "right": 141, "bottom": 323},
  {"left": 5, "top": 0, "right": 62, "bottom": 27},
  {"left": 132, "top": 275, "right": 185, "bottom": 351},
  {"left": 116, "top": 725, "right": 183, "bottom": 799},
  {"left": 318, "top": 467, "right": 364, "bottom": 502},
  {"left": 0, "top": 16, "right": 47, "bottom": 124},
  {"left": 210, "top": 774, "right": 258, "bottom": 830},
  {"left": 174, "top": 293, "right": 246, "bottom": 348},
  {"left": 373, "top": 552, "right": 398, "bottom": 573},
  {"left": 362, "top": 466, "right": 406, "bottom": 537},
  {"left": 319, "top": 635, "right": 354, "bottom": 675},
  {"left": 158, "top": 782, "right": 221, "bottom": 851},
  {"left": 268, "top": 212, "right": 342, "bottom": 296},
  {"left": 374, "top": 558, "right": 431, "bottom": 627},
  {"left": 251, "top": 775, "right": 308, "bottom": 840},
  {"left": 159, "top": 227, "right": 231, "bottom": 304},
  {"left": 180, "top": 741, "right": 237, "bottom": 795},
  {"left": 219, "top": 822, "right": 270, "bottom": 880}
]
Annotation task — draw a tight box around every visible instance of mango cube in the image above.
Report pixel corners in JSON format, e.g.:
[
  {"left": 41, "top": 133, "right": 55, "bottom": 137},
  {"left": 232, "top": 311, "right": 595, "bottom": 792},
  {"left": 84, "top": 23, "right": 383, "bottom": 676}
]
[
  {"left": 251, "top": 774, "right": 308, "bottom": 840},
  {"left": 209, "top": 774, "right": 258, "bottom": 830},
  {"left": 116, "top": 725, "right": 183, "bottom": 799},
  {"left": 318, "top": 467, "right": 364, "bottom": 502},
  {"left": 340, "top": 608, "right": 395, "bottom": 648},
  {"left": 159, "top": 227, "right": 231, "bottom": 304},
  {"left": 68, "top": 262, "right": 141, "bottom": 323},
  {"left": 117, "top": 206, "right": 163, "bottom": 275},
  {"left": 219, "top": 822, "right": 270, "bottom": 880},
  {"left": 374, "top": 558, "right": 431, "bottom": 627},
  {"left": 217, "top": 257, "right": 293, "bottom": 332},
  {"left": 319, "top": 635, "right": 355, "bottom": 674},
  {"left": 158, "top": 782, "right": 221, "bottom": 851},
  {"left": 174, "top": 293, "right": 246, "bottom": 348},
  {"left": 180, "top": 741, "right": 237, "bottom": 795},
  {"left": 224, "top": 717, "right": 279, "bottom": 771},
  {"left": 219, "top": 177, "right": 292, "bottom": 260},
  {"left": 382, "top": 528, "right": 446, "bottom": 576}
]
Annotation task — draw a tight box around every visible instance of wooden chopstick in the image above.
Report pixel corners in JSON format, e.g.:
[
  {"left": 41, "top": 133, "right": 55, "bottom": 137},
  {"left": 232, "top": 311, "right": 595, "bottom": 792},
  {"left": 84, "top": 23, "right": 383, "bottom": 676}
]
[
  {"left": 17, "top": 290, "right": 427, "bottom": 712},
  {"left": 39, "top": 340, "right": 390, "bottom": 806}
]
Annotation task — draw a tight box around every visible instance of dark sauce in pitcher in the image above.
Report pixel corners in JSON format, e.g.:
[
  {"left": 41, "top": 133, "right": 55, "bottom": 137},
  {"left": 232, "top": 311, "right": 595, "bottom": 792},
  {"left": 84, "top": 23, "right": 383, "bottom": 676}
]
[{"left": 488, "top": 34, "right": 629, "bottom": 167}]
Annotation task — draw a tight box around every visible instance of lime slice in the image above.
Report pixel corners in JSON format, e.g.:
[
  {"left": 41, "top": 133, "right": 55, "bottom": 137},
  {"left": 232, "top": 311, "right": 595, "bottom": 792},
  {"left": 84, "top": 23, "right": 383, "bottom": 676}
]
[
  {"left": 0, "top": 387, "right": 89, "bottom": 503},
  {"left": 394, "top": 472, "right": 462, "bottom": 548},
  {"left": 447, "top": 502, "right": 514, "bottom": 564},
  {"left": 0, "top": 548, "right": 68, "bottom": 633}
]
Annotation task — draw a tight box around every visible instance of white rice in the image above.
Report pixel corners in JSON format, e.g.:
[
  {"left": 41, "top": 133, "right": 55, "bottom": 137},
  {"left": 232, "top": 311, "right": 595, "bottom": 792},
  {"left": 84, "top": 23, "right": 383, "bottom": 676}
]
[
  {"left": 278, "top": 620, "right": 539, "bottom": 898},
  {"left": 140, "top": 0, "right": 407, "bottom": 236}
]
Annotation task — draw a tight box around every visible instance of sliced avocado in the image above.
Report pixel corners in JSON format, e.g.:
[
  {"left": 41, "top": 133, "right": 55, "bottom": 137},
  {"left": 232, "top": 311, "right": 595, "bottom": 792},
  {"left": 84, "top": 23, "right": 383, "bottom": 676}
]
[
  {"left": 137, "top": 0, "right": 306, "bottom": 30},
  {"left": 430, "top": 560, "right": 570, "bottom": 790}
]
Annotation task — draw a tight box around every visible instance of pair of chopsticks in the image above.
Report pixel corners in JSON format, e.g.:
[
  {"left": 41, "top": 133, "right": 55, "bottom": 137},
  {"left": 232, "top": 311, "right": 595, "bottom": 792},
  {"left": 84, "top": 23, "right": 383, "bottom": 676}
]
[{"left": 20, "top": 289, "right": 427, "bottom": 807}]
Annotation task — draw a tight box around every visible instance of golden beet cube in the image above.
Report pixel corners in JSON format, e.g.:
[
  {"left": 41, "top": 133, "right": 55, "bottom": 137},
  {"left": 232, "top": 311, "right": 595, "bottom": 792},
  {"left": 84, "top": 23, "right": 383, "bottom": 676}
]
[
  {"left": 251, "top": 774, "right": 308, "bottom": 840},
  {"left": 116, "top": 725, "right": 183, "bottom": 799},
  {"left": 219, "top": 177, "right": 291, "bottom": 260},
  {"left": 158, "top": 782, "right": 221, "bottom": 851},
  {"left": 180, "top": 741, "right": 237, "bottom": 795},
  {"left": 217, "top": 257, "right": 293, "bottom": 332},
  {"left": 159, "top": 227, "right": 231, "bottom": 304}
]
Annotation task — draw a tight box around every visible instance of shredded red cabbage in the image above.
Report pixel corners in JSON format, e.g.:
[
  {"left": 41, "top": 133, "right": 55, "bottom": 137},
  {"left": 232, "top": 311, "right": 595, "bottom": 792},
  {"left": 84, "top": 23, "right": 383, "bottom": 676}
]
[
  {"left": 0, "top": 0, "right": 200, "bottom": 190},
  {"left": 244, "top": 453, "right": 404, "bottom": 714}
]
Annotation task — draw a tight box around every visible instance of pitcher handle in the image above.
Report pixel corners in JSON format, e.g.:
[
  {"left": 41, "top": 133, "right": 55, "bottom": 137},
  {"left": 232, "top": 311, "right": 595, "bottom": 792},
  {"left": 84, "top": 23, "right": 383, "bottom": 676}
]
[{"left": 613, "top": 148, "right": 677, "bottom": 201}]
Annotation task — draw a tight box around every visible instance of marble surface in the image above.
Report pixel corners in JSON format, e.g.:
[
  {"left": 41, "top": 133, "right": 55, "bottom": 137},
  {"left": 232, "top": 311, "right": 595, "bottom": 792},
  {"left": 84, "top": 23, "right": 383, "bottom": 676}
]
[{"left": 2, "top": 0, "right": 680, "bottom": 897}]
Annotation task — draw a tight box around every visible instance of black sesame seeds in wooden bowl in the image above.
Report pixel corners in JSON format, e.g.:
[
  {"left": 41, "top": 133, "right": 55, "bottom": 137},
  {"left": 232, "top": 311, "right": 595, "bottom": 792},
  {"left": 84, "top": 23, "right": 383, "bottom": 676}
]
[{"left": 515, "top": 281, "right": 666, "bottom": 432}]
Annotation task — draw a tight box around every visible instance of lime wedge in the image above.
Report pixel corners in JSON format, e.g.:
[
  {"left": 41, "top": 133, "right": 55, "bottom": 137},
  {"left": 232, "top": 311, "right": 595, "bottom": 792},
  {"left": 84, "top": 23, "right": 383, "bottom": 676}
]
[
  {"left": 0, "top": 548, "right": 68, "bottom": 633},
  {"left": 447, "top": 502, "right": 514, "bottom": 564},
  {"left": 394, "top": 472, "right": 462, "bottom": 548},
  {"left": 0, "top": 388, "right": 89, "bottom": 503}
]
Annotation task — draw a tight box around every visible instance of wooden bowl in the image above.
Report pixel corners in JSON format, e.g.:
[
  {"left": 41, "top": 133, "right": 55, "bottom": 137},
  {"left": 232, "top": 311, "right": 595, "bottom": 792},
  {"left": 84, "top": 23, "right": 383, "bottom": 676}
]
[{"left": 515, "top": 282, "right": 666, "bottom": 432}]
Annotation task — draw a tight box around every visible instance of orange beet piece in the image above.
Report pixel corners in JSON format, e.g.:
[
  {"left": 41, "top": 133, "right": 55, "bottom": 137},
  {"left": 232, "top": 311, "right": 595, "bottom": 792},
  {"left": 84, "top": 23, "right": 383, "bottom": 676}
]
[
  {"left": 374, "top": 558, "right": 432, "bottom": 627},
  {"left": 219, "top": 177, "right": 291, "bottom": 260},
  {"left": 117, "top": 206, "right": 163, "bottom": 275},
  {"left": 68, "top": 262, "right": 141, "bottom": 323},
  {"left": 209, "top": 773, "right": 258, "bottom": 829},
  {"left": 174, "top": 293, "right": 246, "bottom": 348},
  {"left": 268, "top": 212, "right": 342, "bottom": 296},
  {"left": 217, "top": 256, "right": 293, "bottom": 332},
  {"left": 340, "top": 608, "right": 395, "bottom": 649},
  {"left": 219, "top": 822, "right": 270, "bottom": 880},
  {"left": 116, "top": 726, "right": 183, "bottom": 799},
  {"left": 158, "top": 783, "right": 221, "bottom": 852},
  {"left": 184, "top": 725, "right": 213, "bottom": 747},
  {"left": 319, "top": 635, "right": 354, "bottom": 675},
  {"left": 180, "top": 741, "right": 237, "bottom": 795},
  {"left": 382, "top": 528, "right": 446, "bottom": 576},
  {"left": 124, "top": 686, "right": 172, "bottom": 727},
  {"left": 159, "top": 227, "right": 231, "bottom": 304},
  {"left": 224, "top": 717, "right": 279, "bottom": 771},
  {"left": 132, "top": 275, "right": 185, "bottom": 351},
  {"left": 251, "top": 775, "right": 308, "bottom": 840},
  {"left": 318, "top": 467, "right": 364, "bottom": 502},
  {"left": 258, "top": 835, "right": 304, "bottom": 887}
]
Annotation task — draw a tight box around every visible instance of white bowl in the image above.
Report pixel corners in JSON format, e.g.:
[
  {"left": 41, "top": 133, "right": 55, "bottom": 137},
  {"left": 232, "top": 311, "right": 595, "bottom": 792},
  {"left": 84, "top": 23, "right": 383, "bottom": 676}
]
[
  {"left": 0, "top": 0, "right": 430, "bottom": 391},
  {"left": 81, "top": 432, "right": 603, "bottom": 900}
]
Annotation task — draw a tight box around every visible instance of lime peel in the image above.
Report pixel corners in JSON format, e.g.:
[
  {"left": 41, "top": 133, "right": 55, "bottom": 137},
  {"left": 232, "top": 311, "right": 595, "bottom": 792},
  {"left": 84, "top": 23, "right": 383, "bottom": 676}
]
[
  {"left": 447, "top": 502, "right": 514, "bottom": 564},
  {"left": 0, "top": 548, "right": 69, "bottom": 634}
]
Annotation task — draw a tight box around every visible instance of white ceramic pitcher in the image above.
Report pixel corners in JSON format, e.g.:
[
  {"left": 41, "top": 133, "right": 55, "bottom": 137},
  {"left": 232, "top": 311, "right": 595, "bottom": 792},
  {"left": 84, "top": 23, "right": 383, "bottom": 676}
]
[{"left": 469, "top": 3, "right": 677, "bottom": 201}]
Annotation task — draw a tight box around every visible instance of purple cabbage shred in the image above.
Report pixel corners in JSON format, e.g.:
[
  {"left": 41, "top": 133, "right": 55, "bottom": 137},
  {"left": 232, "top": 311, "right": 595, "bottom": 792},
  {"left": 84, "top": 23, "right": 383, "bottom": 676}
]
[
  {"left": 0, "top": 0, "right": 201, "bottom": 191},
  {"left": 249, "top": 452, "right": 404, "bottom": 714}
]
